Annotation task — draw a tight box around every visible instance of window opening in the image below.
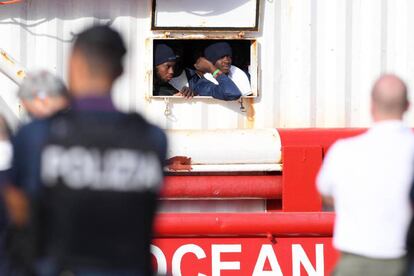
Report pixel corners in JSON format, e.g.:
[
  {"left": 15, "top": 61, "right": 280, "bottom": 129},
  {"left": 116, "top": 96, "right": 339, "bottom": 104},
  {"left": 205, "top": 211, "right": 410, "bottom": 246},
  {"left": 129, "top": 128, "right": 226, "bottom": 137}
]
[{"left": 152, "top": 39, "right": 257, "bottom": 101}]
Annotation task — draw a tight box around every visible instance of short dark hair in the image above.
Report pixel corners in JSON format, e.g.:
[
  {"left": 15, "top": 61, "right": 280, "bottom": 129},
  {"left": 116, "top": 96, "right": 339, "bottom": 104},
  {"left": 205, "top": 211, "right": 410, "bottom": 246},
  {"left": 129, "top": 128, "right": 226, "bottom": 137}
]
[{"left": 73, "top": 25, "right": 127, "bottom": 79}]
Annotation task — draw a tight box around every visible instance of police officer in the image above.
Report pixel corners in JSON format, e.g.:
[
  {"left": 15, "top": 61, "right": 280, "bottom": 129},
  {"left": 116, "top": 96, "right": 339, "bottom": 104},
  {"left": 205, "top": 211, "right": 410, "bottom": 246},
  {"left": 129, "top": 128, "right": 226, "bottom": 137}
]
[{"left": 6, "top": 25, "right": 167, "bottom": 276}]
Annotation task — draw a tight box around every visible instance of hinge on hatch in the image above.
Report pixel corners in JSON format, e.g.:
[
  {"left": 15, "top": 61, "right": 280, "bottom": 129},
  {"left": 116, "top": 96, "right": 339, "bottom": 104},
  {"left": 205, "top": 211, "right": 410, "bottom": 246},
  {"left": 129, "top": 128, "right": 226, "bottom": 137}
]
[
  {"left": 164, "top": 97, "right": 171, "bottom": 117},
  {"left": 239, "top": 98, "right": 247, "bottom": 112}
]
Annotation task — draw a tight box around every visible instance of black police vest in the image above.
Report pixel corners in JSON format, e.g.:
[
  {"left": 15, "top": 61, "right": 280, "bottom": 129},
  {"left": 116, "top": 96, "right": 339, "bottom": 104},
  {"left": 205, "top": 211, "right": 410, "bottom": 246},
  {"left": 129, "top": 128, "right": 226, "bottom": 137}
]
[{"left": 36, "top": 110, "right": 164, "bottom": 272}]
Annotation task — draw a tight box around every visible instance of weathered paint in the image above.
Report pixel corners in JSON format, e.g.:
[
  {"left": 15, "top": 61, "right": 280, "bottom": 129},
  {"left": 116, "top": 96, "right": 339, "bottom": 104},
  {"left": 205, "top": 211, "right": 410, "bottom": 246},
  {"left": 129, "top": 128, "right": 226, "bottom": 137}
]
[
  {"left": 0, "top": 48, "right": 25, "bottom": 84},
  {"left": 167, "top": 163, "right": 282, "bottom": 173},
  {"left": 161, "top": 175, "right": 283, "bottom": 199},
  {"left": 166, "top": 129, "right": 281, "bottom": 166},
  {"left": 154, "top": 212, "right": 334, "bottom": 236},
  {"left": 153, "top": 0, "right": 258, "bottom": 30},
  {"left": 1, "top": 0, "right": 413, "bottom": 129},
  {"left": 167, "top": 156, "right": 192, "bottom": 171}
]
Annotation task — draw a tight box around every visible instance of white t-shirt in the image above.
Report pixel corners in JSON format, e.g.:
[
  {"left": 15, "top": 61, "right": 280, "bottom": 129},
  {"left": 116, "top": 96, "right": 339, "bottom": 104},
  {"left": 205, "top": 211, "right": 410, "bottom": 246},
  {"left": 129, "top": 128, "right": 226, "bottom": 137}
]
[
  {"left": 317, "top": 120, "right": 414, "bottom": 259},
  {"left": 170, "top": 66, "right": 252, "bottom": 96},
  {"left": 169, "top": 70, "right": 189, "bottom": 92},
  {"left": 204, "top": 65, "right": 251, "bottom": 96}
]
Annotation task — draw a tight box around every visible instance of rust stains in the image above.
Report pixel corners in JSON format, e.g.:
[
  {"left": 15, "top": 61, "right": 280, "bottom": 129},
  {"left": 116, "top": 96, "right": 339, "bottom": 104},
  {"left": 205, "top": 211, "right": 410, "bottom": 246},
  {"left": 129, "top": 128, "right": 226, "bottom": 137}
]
[
  {"left": 251, "top": 40, "right": 257, "bottom": 58},
  {"left": 0, "top": 0, "right": 22, "bottom": 5},
  {"left": 16, "top": 70, "right": 25, "bottom": 79},
  {"left": 151, "top": 33, "right": 254, "bottom": 40},
  {"left": 167, "top": 156, "right": 192, "bottom": 171},
  {"left": 1, "top": 50, "right": 14, "bottom": 65},
  {"left": 246, "top": 98, "right": 255, "bottom": 128}
]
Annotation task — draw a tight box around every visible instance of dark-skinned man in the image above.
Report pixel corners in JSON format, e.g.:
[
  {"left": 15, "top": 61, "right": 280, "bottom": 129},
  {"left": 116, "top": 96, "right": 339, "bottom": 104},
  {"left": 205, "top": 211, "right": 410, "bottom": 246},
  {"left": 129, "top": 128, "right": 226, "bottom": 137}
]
[
  {"left": 179, "top": 41, "right": 251, "bottom": 101},
  {"left": 201, "top": 42, "right": 251, "bottom": 97},
  {"left": 155, "top": 43, "right": 242, "bottom": 101},
  {"left": 153, "top": 43, "right": 194, "bottom": 98}
]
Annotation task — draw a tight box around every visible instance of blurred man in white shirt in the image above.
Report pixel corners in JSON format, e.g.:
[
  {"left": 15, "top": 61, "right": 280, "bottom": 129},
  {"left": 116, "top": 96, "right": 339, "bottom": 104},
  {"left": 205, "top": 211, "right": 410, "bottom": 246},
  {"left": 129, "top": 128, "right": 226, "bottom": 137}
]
[{"left": 317, "top": 75, "right": 414, "bottom": 276}]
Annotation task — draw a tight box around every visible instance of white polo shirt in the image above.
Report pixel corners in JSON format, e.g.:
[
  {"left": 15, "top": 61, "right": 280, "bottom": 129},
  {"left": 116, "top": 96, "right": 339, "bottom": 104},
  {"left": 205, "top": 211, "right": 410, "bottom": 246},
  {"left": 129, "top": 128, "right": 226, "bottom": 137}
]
[{"left": 317, "top": 120, "right": 414, "bottom": 259}]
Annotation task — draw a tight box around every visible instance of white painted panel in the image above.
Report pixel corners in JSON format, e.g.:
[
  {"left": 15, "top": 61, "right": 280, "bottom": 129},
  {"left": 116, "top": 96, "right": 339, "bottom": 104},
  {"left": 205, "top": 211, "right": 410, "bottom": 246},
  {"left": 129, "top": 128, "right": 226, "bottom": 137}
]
[
  {"left": 349, "top": 0, "right": 382, "bottom": 127},
  {"left": 253, "top": 0, "right": 279, "bottom": 128},
  {"left": 165, "top": 164, "right": 282, "bottom": 173},
  {"left": 405, "top": 0, "right": 414, "bottom": 124},
  {"left": 1, "top": 0, "right": 414, "bottom": 130},
  {"left": 153, "top": 0, "right": 258, "bottom": 29},
  {"left": 386, "top": 0, "right": 408, "bottom": 77},
  {"left": 315, "top": 0, "right": 347, "bottom": 127},
  {"left": 166, "top": 129, "right": 281, "bottom": 165},
  {"left": 279, "top": 0, "right": 312, "bottom": 127}
]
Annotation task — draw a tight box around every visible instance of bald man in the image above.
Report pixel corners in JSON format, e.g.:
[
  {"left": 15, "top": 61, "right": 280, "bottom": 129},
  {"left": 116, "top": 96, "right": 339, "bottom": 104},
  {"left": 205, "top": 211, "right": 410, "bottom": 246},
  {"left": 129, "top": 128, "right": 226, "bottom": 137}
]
[{"left": 317, "top": 75, "right": 414, "bottom": 276}]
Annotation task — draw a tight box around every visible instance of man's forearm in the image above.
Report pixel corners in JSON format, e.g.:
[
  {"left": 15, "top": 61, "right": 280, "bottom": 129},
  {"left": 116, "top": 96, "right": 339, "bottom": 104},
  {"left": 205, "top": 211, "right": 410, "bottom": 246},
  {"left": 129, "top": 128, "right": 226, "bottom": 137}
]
[
  {"left": 3, "top": 184, "right": 29, "bottom": 227},
  {"left": 321, "top": 195, "right": 335, "bottom": 211}
]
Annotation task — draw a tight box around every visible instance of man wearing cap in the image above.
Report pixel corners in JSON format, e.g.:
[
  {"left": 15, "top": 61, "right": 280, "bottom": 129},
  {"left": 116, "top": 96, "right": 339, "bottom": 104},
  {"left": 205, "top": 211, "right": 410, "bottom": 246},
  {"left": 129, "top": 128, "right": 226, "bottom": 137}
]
[
  {"left": 184, "top": 41, "right": 249, "bottom": 101},
  {"left": 153, "top": 43, "right": 194, "bottom": 98},
  {"left": 200, "top": 41, "right": 251, "bottom": 97},
  {"left": 176, "top": 42, "right": 244, "bottom": 101}
]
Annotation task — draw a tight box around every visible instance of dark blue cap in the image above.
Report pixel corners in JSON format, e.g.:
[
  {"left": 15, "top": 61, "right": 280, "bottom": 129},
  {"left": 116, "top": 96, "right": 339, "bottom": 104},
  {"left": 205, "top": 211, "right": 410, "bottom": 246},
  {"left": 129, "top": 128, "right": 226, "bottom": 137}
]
[
  {"left": 154, "top": 43, "right": 177, "bottom": 66},
  {"left": 204, "top": 42, "right": 232, "bottom": 64}
]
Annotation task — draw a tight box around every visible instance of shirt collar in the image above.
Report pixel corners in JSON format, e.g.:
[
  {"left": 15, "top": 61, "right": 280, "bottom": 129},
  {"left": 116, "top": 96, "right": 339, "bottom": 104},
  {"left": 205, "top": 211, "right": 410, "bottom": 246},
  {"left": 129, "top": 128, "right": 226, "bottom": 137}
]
[
  {"left": 71, "top": 95, "right": 116, "bottom": 112},
  {"left": 370, "top": 120, "right": 406, "bottom": 131}
]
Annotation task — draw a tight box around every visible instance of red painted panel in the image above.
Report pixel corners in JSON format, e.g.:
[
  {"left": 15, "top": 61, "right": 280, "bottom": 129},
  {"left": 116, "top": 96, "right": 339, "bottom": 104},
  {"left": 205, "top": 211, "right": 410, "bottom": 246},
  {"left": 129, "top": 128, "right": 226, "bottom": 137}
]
[
  {"left": 153, "top": 129, "right": 353, "bottom": 274},
  {"left": 161, "top": 175, "right": 282, "bottom": 199},
  {"left": 154, "top": 212, "right": 334, "bottom": 237},
  {"left": 278, "top": 128, "right": 366, "bottom": 152},
  {"left": 0, "top": 0, "right": 22, "bottom": 5},
  {"left": 282, "top": 146, "right": 324, "bottom": 212},
  {"left": 152, "top": 237, "right": 339, "bottom": 275}
]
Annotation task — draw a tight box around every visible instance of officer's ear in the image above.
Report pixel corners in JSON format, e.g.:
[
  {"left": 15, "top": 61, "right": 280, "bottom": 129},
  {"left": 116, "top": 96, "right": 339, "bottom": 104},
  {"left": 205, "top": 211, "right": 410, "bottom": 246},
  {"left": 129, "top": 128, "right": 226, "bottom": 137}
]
[
  {"left": 109, "top": 60, "right": 123, "bottom": 80},
  {"left": 113, "top": 66, "right": 123, "bottom": 80}
]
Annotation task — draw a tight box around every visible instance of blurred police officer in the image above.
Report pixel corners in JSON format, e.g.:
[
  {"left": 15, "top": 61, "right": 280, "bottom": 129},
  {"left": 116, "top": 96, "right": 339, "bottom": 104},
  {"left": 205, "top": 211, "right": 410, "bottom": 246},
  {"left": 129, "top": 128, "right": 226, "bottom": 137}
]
[{"left": 6, "top": 25, "right": 167, "bottom": 276}]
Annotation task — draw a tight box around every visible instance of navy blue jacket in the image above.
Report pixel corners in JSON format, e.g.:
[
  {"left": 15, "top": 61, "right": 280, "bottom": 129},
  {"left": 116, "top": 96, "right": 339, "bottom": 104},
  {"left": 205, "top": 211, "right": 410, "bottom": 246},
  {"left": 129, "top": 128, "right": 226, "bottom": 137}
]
[
  {"left": 185, "top": 69, "right": 242, "bottom": 101},
  {"left": 9, "top": 96, "right": 167, "bottom": 275}
]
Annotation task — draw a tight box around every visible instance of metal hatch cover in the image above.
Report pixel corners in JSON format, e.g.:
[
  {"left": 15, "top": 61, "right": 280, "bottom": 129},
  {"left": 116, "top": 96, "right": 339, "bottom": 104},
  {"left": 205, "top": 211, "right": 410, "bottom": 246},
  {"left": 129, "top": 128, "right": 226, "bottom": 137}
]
[
  {"left": 165, "top": 129, "right": 282, "bottom": 172},
  {"left": 152, "top": 0, "right": 259, "bottom": 31}
]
